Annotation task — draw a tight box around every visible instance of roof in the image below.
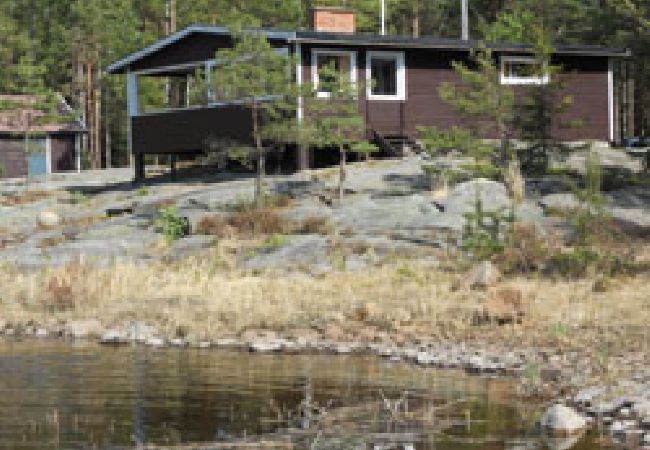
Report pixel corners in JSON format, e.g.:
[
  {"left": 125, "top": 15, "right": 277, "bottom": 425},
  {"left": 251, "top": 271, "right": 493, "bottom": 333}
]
[
  {"left": 0, "top": 94, "right": 85, "bottom": 134},
  {"left": 107, "top": 25, "right": 630, "bottom": 74}
]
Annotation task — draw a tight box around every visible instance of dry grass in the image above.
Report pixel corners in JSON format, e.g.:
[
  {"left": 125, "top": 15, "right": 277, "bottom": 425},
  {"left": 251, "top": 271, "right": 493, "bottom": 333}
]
[
  {"left": 0, "top": 189, "right": 53, "bottom": 207},
  {"left": 196, "top": 211, "right": 333, "bottom": 239},
  {"left": 0, "top": 259, "right": 648, "bottom": 352}
]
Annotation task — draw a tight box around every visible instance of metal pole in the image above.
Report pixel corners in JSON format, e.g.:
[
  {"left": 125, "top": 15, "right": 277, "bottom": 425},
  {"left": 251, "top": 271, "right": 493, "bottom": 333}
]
[
  {"left": 461, "top": 0, "right": 469, "bottom": 40},
  {"left": 381, "top": 0, "right": 386, "bottom": 35}
]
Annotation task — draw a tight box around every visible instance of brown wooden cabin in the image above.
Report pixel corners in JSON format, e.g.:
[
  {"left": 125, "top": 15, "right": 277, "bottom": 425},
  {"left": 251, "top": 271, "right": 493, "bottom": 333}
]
[
  {"left": 106, "top": 8, "right": 630, "bottom": 180},
  {"left": 0, "top": 95, "right": 84, "bottom": 179}
]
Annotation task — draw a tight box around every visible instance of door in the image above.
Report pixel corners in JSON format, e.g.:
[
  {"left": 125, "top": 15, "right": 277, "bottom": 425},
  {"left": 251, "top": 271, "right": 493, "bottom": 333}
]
[{"left": 27, "top": 138, "right": 48, "bottom": 176}]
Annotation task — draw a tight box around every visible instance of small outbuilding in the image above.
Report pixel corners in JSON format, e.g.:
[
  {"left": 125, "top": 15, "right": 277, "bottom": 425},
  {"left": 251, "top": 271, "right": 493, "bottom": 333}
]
[{"left": 0, "top": 94, "right": 85, "bottom": 179}]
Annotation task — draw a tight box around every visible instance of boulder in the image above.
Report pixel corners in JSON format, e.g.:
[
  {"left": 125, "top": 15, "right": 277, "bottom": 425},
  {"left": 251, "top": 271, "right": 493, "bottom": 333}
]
[
  {"left": 443, "top": 179, "right": 510, "bottom": 215},
  {"left": 65, "top": 319, "right": 104, "bottom": 339},
  {"left": 37, "top": 210, "right": 61, "bottom": 228},
  {"left": 99, "top": 329, "right": 129, "bottom": 345},
  {"left": 466, "top": 261, "right": 501, "bottom": 290},
  {"left": 540, "top": 404, "right": 587, "bottom": 436}
]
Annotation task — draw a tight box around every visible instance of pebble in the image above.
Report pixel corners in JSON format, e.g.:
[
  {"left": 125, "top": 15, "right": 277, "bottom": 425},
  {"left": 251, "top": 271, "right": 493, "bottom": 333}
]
[
  {"left": 170, "top": 338, "right": 186, "bottom": 347},
  {"left": 145, "top": 337, "right": 165, "bottom": 347}
]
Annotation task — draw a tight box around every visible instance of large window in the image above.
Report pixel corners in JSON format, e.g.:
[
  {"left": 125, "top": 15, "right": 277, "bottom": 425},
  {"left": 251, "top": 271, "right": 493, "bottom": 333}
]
[
  {"left": 500, "top": 56, "right": 549, "bottom": 85},
  {"left": 367, "top": 51, "right": 406, "bottom": 101},
  {"left": 312, "top": 49, "right": 357, "bottom": 98}
]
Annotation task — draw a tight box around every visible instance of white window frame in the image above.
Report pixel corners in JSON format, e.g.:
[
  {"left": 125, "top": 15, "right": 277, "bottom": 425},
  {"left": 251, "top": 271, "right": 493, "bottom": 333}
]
[
  {"left": 366, "top": 51, "right": 406, "bottom": 101},
  {"left": 500, "top": 56, "right": 549, "bottom": 86},
  {"left": 311, "top": 48, "right": 358, "bottom": 98}
]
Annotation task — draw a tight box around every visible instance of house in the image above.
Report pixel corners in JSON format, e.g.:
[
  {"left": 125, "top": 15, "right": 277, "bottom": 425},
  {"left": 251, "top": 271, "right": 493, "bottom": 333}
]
[
  {"left": 106, "top": 7, "right": 631, "bottom": 180},
  {"left": 0, "top": 95, "right": 85, "bottom": 179}
]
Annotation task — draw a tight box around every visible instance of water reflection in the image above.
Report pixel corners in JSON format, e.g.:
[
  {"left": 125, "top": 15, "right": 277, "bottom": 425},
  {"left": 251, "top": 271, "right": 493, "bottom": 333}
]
[{"left": 0, "top": 340, "right": 604, "bottom": 450}]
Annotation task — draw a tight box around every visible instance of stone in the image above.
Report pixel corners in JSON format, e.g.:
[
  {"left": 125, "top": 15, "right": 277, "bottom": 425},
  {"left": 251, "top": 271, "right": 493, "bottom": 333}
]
[
  {"left": 170, "top": 338, "right": 186, "bottom": 347},
  {"left": 65, "top": 319, "right": 104, "bottom": 339},
  {"left": 540, "top": 404, "right": 587, "bottom": 436},
  {"left": 99, "top": 329, "right": 128, "bottom": 345},
  {"left": 34, "top": 328, "right": 48, "bottom": 338},
  {"left": 633, "top": 401, "right": 650, "bottom": 419},
  {"left": 249, "top": 340, "right": 282, "bottom": 353},
  {"left": 124, "top": 321, "right": 159, "bottom": 343},
  {"left": 37, "top": 210, "right": 61, "bottom": 228},
  {"left": 443, "top": 179, "right": 510, "bottom": 215},
  {"left": 146, "top": 337, "right": 165, "bottom": 347},
  {"left": 466, "top": 261, "right": 501, "bottom": 290},
  {"left": 197, "top": 341, "right": 211, "bottom": 349}
]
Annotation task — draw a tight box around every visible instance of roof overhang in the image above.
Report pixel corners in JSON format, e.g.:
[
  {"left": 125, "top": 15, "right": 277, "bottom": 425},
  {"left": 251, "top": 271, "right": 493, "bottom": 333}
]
[{"left": 107, "top": 25, "right": 630, "bottom": 75}]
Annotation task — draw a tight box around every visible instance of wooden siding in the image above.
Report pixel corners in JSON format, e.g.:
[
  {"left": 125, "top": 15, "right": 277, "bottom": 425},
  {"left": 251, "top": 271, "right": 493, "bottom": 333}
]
[
  {"left": 131, "top": 34, "right": 233, "bottom": 72},
  {"left": 0, "top": 138, "right": 27, "bottom": 178},
  {"left": 301, "top": 45, "right": 610, "bottom": 142},
  {"left": 132, "top": 106, "right": 253, "bottom": 155},
  {"left": 50, "top": 135, "right": 76, "bottom": 172}
]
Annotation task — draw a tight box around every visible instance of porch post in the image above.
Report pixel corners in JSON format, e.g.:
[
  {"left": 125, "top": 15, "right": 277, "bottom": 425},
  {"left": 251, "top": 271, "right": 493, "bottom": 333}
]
[
  {"left": 295, "top": 42, "right": 310, "bottom": 171},
  {"left": 75, "top": 133, "right": 81, "bottom": 173},
  {"left": 127, "top": 69, "right": 143, "bottom": 180},
  {"left": 608, "top": 57, "right": 615, "bottom": 144}
]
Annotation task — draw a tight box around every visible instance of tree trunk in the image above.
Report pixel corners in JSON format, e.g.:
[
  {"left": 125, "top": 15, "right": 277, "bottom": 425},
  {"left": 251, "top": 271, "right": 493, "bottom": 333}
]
[
  {"left": 338, "top": 146, "right": 346, "bottom": 203},
  {"left": 412, "top": 0, "right": 420, "bottom": 38}
]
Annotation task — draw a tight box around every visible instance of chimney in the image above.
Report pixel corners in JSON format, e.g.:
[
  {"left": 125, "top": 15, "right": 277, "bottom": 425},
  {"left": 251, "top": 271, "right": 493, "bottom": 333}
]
[{"left": 309, "top": 7, "right": 356, "bottom": 33}]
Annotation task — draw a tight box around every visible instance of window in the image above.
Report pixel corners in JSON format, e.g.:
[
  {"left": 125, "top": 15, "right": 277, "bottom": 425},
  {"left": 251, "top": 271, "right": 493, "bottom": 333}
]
[
  {"left": 367, "top": 51, "right": 406, "bottom": 100},
  {"left": 311, "top": 49, "right": 357, "bottom": 98},
  {"left": 500, "top": 56, "right": 549, "bottom": 85}
]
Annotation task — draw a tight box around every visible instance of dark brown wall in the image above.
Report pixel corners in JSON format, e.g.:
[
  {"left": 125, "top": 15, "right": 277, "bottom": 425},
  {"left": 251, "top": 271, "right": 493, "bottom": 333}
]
[
  {"left": 301, "top": 45, "right": 610, "bottom": 142},
  {"left": 132, "top": 105, "right": 253, "bottom": 154},
  {"left": 0, "top": 138, "right": 27, "bottom": 178},
  {"left": 51, "top": 134, "right": 76, "bottom": 172}
]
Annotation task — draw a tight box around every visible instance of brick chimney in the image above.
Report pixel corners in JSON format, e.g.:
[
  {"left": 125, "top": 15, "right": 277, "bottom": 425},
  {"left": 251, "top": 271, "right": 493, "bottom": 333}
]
[{"left": 309, "top": 7, "right": 356, "bottom": 33}]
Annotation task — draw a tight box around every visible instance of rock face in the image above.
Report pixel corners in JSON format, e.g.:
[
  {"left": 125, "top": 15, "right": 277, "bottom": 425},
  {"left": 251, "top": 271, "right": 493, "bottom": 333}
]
[
  {"left": 443, "top": 179, "right": 510, "bottom": 215},
  {"left": 633, "top": 401, "right": 650, "bottom": 419},
  {"left": 37, "top": 210, "right": 61, "bottom": 228},
  {"left": 540, "top": 404, "right": 587, "bottom": 436}
]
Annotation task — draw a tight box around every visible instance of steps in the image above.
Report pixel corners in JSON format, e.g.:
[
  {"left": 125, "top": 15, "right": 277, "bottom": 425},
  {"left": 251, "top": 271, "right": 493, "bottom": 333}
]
[{"left": 372, "top": 131, "right": 423, "bottom": 157}]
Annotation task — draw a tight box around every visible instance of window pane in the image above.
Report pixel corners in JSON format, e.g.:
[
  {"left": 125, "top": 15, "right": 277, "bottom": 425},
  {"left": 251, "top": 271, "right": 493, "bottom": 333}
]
[
  {"left": 371, "top": 57, "right": 397, "bottom": 96},
  {"left": 505, "top": 61, "right": 541, "bottom": 79}
]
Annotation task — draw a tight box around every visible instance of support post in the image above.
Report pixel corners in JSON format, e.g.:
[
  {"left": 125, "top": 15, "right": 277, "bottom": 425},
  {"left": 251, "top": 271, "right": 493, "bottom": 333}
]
[
  {"left": 126, "top": 70, "right": 139, "bottom": 178},
  {"left": 295, "top": 42, "right": 310, "bottom": 171},
  {"left": 134, "top": 153, "right": 145, "bottom": 181},
  {"left": 608, "top": 57, "right": 615, "bottom": 144},
  {"left": 170, "top": 154, "right": 177, "bottom": 180},
  {"left": 461, "top": 0, "right": 469, "bottom": 41}
]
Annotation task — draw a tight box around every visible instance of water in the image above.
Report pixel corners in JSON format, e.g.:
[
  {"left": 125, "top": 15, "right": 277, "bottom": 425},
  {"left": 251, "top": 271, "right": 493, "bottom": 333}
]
[{"left": 0, "top": 340, "right": 604, "bottom": 450}]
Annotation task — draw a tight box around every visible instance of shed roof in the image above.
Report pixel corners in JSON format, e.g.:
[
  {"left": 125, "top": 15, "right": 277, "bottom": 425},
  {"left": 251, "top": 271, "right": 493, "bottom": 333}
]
[
  {"left": 0, "top": 95, "right": 85, "bottom": 134},
  {"left": 107, "top": 25, "right": 630, "bottom": 75}
]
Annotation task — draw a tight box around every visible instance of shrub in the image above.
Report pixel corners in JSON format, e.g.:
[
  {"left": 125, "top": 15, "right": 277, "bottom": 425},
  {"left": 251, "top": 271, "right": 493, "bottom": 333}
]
[
  {"left": 295, "top": 216, "right": 333, "bottom": 235},
  {"left": 155, "top": 207, "right": 190, "bottom": 243},
  {"left": 261, "top": 234, "right": 289, "bottom": 251},
  {"left": 494, "top": 222, "right": 550, "bottom": 274},
  {"left": 196, "top": 209, "right": 293, "bottom": 239}
]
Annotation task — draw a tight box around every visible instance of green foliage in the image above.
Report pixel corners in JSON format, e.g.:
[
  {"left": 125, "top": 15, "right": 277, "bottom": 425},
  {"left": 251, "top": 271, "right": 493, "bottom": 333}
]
[
  {"left": 300, "top": 63, "right": 366, "bottom": 202},
  {"left": 418, "top": 126, "right": 493, "bottom": 160},
  {"left": 68, "top": 191, "right": 89, "bottom": 205},
  {"left": 351, "top": 141, "right": 380, "bottom": 160},
  {"left": 135, "top": 187, "right": 150, "bottom": 197},
  {"left": 261, "top": 233, "right": 289, "bottom": 251},
  {"left": 438, "top": 45, "right": 515, "bottom": 165},
  {"left": 462, "top": 192, "right": 515, "bottom": 260},
  {"left": 155, "top": 206, "right": 189, "bottom": 243},
  {"left": 212, "top": 26, "right": 296, "bottom": 207}
]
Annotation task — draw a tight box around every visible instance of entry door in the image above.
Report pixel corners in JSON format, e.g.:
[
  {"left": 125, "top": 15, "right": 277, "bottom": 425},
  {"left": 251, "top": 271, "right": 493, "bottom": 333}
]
[{"left": 27, "top": 138, "right": 48, "bottom": 176}]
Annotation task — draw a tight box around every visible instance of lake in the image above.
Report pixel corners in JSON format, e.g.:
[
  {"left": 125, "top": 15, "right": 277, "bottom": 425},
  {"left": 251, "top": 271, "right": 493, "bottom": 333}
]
[{"left": 0, "top": 340, "right": 605, "bottom": 450}]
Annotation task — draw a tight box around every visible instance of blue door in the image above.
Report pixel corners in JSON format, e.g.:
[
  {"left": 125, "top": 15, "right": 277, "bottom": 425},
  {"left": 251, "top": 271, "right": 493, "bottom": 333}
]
[{"left": 27, "top": 139, "right": 47, "bottom": 176}]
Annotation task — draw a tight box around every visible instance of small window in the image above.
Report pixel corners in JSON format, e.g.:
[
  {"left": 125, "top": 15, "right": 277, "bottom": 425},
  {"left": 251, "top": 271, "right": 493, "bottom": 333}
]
[
  {"left": 367, "top": 51, "right": 406, "bottom": 100},
  {"left": 500, "top": 56, "right": 549, "bottom": 85},
  {"left": 312, "top": 49, "right": 357, "bottom": 98}
]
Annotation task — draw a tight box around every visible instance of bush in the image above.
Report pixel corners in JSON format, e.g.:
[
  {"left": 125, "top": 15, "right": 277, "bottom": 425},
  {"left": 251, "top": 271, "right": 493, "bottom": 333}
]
[
  {"left": 494, "top": 222, "right": 550, "bottom": 274},
  {"left": 196, "top": 209, "right": 293, "bottom": 239},
  {"left": 155, "top": 207, "right": 190, "bottom": 243}
]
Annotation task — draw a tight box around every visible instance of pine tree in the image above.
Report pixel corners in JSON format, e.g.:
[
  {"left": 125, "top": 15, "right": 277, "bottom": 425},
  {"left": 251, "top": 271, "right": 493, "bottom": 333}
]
[
  {"left": 300, "top": 63, "right": 367, "bottom": 203},
  {"left": 439, "top": 45, "right": 516, "bottom": 166},
  {"left": 211, "top": 26, "right": 296, "bottom": 207}
]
